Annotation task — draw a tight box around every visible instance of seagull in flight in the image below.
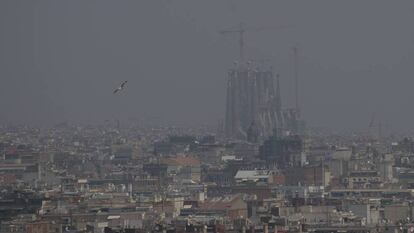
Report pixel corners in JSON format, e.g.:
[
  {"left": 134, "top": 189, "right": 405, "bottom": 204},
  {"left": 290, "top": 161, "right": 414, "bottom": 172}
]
[{"left": 113, "top": 81, "right": 128, "bottom": 94}]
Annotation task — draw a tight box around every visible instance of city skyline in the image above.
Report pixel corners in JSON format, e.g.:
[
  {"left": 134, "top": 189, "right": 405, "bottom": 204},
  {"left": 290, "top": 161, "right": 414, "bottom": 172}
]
[
  {"left": 2, "top": 1, "right": 414, "bottom": 132},
  {"left": 2, "top": 2, "right": 414, "bottom": 232}
]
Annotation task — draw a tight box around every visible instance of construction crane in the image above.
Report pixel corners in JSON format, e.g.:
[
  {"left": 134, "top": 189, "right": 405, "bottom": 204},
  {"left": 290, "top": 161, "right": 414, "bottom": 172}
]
[
  {"left": 219, "top": 22, "right": 247, "bottom": 62},
  {"left": 292, "top": 45, "right": 300, "bottom": 115},
  {"left": 219, "top": 22, "right": 292, "bottom": 63},
  {"left": 368, "top": 113, "right": 375, "bottom": 131}
]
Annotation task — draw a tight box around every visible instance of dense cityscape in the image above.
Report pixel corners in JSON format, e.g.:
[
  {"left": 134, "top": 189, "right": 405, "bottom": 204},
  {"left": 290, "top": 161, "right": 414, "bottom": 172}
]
[
  {"left": 3, "top": 1, "right": 414, "bottom": 233},
  {"left": 2, "top": 60, "right": 414, "bottom": 232}
]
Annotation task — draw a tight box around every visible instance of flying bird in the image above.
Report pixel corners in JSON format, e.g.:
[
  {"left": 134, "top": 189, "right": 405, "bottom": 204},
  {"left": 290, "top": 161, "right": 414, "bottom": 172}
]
[{"left": 113, "top": 81, "right": 128, "bottom": 94}]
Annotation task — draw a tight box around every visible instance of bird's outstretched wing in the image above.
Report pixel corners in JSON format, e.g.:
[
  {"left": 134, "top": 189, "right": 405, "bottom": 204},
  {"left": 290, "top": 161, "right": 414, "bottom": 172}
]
[
  {"left": 113, "top": 81, "right": 127, "bottom": 94},
  {"left": 120, "top": 80, "right": 128, "bottom": 88}
]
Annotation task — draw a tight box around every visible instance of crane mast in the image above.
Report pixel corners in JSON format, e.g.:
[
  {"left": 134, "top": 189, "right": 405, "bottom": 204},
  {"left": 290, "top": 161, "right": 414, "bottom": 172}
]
[{"left": 219, "top": 23, "right": 246, "bottom": 63}]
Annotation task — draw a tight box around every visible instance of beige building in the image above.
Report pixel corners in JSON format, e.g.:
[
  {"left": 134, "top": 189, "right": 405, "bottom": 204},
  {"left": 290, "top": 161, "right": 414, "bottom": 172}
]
[{"left": 199, "top": 194, "right": 248, "bottom": 220}]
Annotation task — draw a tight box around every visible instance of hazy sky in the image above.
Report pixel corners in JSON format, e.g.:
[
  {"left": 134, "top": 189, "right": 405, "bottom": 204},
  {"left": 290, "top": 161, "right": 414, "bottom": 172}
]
[{"left": 1, "top": 1, "right": 414, "bottom": 132}]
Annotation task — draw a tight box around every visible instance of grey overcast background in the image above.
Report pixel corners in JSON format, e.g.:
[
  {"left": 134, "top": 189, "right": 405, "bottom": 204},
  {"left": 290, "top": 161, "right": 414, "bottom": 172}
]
[{"left": 1, "top": 1, "right": 414, "bottom": 133}]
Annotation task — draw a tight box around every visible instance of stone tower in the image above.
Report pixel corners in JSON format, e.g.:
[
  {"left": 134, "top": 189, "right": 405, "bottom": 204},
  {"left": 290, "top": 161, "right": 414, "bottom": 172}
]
[{"left": 225, "top": 63, "right": 283, "bottom": 141}]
